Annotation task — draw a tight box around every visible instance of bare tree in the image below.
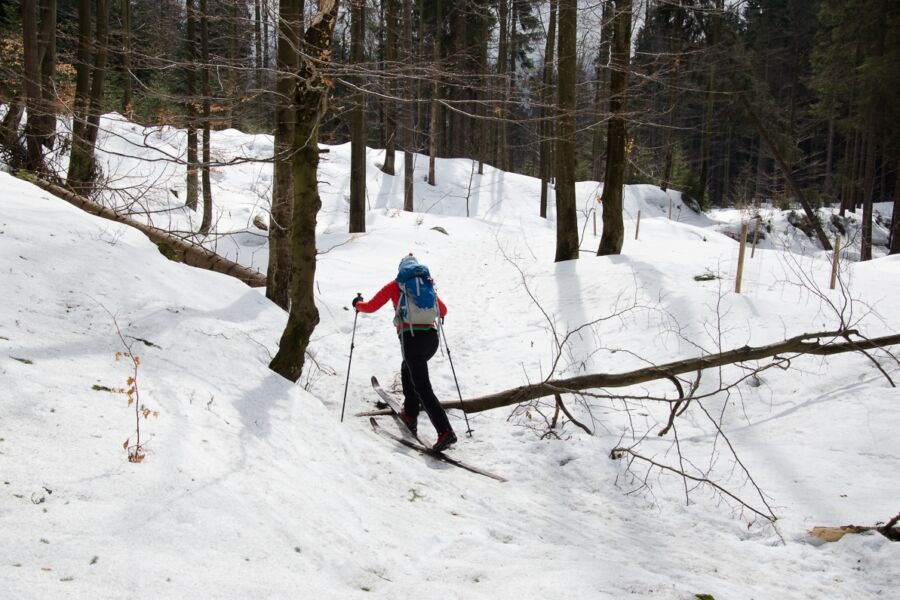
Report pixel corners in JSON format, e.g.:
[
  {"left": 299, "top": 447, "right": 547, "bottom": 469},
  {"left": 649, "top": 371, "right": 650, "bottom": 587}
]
[
  {"left": 538, "top": 0, "right": 557, "bottom": 219},
  {"left": 268, "top": 0, "right": 303, "bottom": 309},
  {"left": 597, "top": 0, "right": 631, "bottom": 257},
  {"left": 199, "top": 0, "right": 212, "bottom": 234},
  {"left": 67, "top": 0, "right": 110, "bottom": 194},
  {"left": 349, "top": 0, "right": 367, "bottom": 232},
  {"left": 270, "top": 0, "right": 341, "bottom": 382},
  {"left": 553, "top": 0, "right": 578, "bottom": 262}
]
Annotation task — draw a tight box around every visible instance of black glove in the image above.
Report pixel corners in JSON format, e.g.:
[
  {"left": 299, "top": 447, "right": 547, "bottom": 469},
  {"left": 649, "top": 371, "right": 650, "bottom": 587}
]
[{"left": 352, "top": 295, "right": 363, "bottom": 309}]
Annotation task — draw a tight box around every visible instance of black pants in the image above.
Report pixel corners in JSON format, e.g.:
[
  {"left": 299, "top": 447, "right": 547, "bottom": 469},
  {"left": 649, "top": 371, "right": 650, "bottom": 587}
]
[{"left": 400, "top": 328, "right": 451, "bottom": 434}]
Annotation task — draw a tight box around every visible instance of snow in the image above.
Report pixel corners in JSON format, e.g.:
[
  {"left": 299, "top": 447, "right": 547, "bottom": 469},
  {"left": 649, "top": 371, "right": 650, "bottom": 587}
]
[{"left": 1, "top": 115, "right": 898, "bottom": 599}]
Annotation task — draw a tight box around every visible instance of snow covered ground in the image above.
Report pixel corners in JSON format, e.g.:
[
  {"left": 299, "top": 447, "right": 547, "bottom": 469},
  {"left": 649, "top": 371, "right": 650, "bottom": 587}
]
[{"left": 1, "top": 115, "right": 898, "bottom": 599}]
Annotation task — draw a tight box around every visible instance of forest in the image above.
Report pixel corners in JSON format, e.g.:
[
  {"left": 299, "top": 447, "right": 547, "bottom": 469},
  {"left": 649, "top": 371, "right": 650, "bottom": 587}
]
[
  {"left": 3, "top": 1, "right": 898, "bottom": 220},
  {"left": 1, "top": 0, "right": 899, "bottom": 376}
]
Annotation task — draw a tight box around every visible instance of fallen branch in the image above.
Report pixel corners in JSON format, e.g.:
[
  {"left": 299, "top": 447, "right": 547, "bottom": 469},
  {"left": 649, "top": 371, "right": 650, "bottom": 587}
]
[
  {"left": 446, "top": 329, "right": 900, "bottom": 413},
  {"left": 29, "top": 177, "right": 267, "bottom": 287}
]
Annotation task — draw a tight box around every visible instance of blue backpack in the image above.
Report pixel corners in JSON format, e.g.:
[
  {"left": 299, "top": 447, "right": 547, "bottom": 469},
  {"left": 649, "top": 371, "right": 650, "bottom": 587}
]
[{"left": 394, "top": 256, "right": 439, "bottom": 331}]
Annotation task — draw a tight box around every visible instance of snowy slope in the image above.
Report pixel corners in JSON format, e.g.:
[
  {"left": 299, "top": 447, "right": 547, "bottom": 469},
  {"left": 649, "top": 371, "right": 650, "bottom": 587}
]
[{"left": 2, "top": 116, "right": 899, "bottom": 599}]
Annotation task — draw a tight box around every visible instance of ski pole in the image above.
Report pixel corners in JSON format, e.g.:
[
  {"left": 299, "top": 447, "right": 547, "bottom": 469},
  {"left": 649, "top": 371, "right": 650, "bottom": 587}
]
[
  {"left": 340, "top": 293, "right": 363, "bottom": 423},
  {"left": 438, "top": 319, "right": 473, "bottom": 437}
]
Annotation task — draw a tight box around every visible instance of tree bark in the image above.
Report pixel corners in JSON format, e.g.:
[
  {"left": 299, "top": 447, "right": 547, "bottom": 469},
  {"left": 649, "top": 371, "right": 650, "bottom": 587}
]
[
  {"left": 860, "top": 115, "right": 876, "bottom": 261},
  {"left": 401, "top": 0, "right": 414, "bottom": 212},
  {"left": 427, "top": 4, "right": 440, "bottom": 187},
  {"left": 495, "top": 0, "right": 508, "bottom": 171},
  {"left": 591, "top": 0, "right": 613, "bottom": 183},
  {"left": 349, "top": 0, "right": 367, "bottom": 230},
  {"left": 380, "top": 0, "right": 397, "bottom": 175},
  {"left": 121, "top": 0, "right": 131, "bottom": 114},
  {"left": 553, "top": 0, "right": 578, "bottom": 262},
  {"left": 22, "top": 0, "right": 43, "bottom": 171},
  {"left": 185, "top": 0, "right": 199, "bottom": 211},
  {"left": 199, "top": 0, "right": 213, "bottom": 234},
  {"left": 597, "top": 0, "right": 631, "bottom": 257},
  {"left": 538, "top": 0, "right": 557, "bottom": 219},
  {"left": 891, "top": 149, "right": 900, "bottom": 255},
  {"left": 268, "top": 0, "right": 302, "bottom": 310},
  {"left": 34, "top": 0, "right": 57, "bottom": 151},
  {"left": 269, "top": 0, "right": 340, "bottom": 382},
  {"left": 397, "top": 330, "right": 900, "bottom": 414},
  {"left": 67, "top": 0, "right": 109, "bottom": 193}
]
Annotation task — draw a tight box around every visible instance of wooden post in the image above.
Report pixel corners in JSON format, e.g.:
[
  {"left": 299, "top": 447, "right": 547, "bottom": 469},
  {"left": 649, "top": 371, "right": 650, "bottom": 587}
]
[
  {"left": 668, "top": 198, "right": 673, "bottom": 219},
  {"left": 634, "top": 210, "right": 641, "bottom": 240},
  {"left": 593, "top": 210, "right": 597, "bottom": 237},
  {"left": 735, "top": 222, "right": 748, "bottom": 294},
  {"left": 830, "top": 235, "right": 842, "bottom": 290},
  {"left": 751, "top": 215, "right": 762, "bottom": 258}
]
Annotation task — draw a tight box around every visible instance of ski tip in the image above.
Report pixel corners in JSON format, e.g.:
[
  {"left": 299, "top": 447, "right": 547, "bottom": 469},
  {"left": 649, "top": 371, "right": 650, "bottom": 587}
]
[{"left": 370, "top": 375, "right": 379, "bottom": 385}]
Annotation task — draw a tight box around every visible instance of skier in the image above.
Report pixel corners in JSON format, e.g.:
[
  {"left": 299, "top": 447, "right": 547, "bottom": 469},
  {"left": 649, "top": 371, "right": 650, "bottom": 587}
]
[{"left": 353, "top": 254, "right": 457, "bottom": 452}]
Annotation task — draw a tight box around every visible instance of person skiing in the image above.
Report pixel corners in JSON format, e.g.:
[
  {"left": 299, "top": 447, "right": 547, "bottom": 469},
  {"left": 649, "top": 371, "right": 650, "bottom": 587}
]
[{"left": 353, "top": 254, "right": 457, "bottom": 452}]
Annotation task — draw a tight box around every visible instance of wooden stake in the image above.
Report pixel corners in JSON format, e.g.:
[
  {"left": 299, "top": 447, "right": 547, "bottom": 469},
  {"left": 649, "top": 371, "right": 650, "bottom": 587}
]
[
  {"left": 735, "top": 222, "right": 748, "bottom": 294},
  {"left": 634, "top": 210, "right": 641, "bottom": 240},
  {"left": 830, "top": 235, "right": 842, "bottom": 290},
  {"left": 593, "top": 211, "right": 597, "bottom": 237},
  {"left": 668, "top": 198, "right": 673, "bottom": 219},
  {"left": 751, "top": 215, "right": 762, "bottom": 258}
]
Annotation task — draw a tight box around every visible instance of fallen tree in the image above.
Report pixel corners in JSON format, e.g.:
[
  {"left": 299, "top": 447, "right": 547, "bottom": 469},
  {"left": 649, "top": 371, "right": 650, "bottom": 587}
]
[
  {"left": 358, "top": 329, "right": 900, "bottom": 416},
  {"left": 28, "top": 176, "right": 267, "bottom": 288}
]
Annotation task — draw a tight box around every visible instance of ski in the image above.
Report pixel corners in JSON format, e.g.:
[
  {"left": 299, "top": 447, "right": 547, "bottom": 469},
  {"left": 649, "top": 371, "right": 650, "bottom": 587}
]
[
  {"left": 369, "top": 417, "right": 506, "bottom": 482},
  {"left": 370, "top": 375, "right": 426, "bottom": 444}
]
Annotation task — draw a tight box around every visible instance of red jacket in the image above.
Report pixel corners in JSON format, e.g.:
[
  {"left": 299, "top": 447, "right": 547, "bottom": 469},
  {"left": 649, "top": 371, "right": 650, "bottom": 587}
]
[{"left": 356, "top": 280, "right": 448, "bottom": 332}]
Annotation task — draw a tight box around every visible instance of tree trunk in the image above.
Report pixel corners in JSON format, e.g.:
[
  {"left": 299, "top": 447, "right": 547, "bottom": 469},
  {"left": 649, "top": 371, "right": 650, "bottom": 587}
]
[
  {"left": 67, "top": 0, "right": 108, "bottom": 193},
  {"left": 34, "top": 0, "right": 57, "bottom": 151},
  {"left": 506, "top": 0, "right": 518, "bottom": 173},
  {"left": 269, "top": 0, "right": 340, "bottom": 382},
  {"left": 538, "top": 0, "right": 557, "bottom": 219},
  {"left": 450, "top": 3, "right": 466, "bottom": 157},
  {"left": 427, "top": 4, "right": 440, "bottom": 187},
  {"left": 22, "top": 0, "right": 43, "bottom": 171},
  {"left": 891, "top": 149, "right": 900, "bottom": 255},
  {"left": 262, "top": 0, "right": 269, "bottom": 73},
  {"left": 698, "top": 66, "right": 715, "bottom": 207},
  {"left": 477, "top": 25, "right": 490, "bottom": 175},
  {"left": 268, "top": 0, "right": 301, "bottom": 310},
  {"left": 860, "top": 116, "right": 876, "bottom": 261},
  {"left": 380, "top": 0, "right": 397, "bottom": 175},
  {"left": 226, "top": 1, "right": 238, "bottom": 129},
  {"left": 419, "top": 330, "right": 900, "bottom": 414},
  {"left": 591, "top": 1, "right": 614, "bottom": 183},
  {"left": 349, "top": 0, "right": 367, "bottom": 231},
  {"left": 553, "top": 0, "right": 578, "bottom": 262},
  {"left": 0, "top": 102, "right": 24, "bottom": 165},
  {"left": 402, "top": 0, "right": 414, "bottom": 212},
  {"left": 121, "top": 0, "right": 131, "bottom": 114},
  {"left": 495, "top": 0, "right": 508, "bottom": 171},
  {"left": 254, "top": 0, "right": 262, "bottom": 79},
  {"left": 83, "top": 0, "right": 108, "bottom": 152},
  {"left": 199, "top": 0, "right": 212, "bottom": 235},
  {"left": 185, "top": 0, "right": 198, "bottom": 211},
  {"left": 597, "top": 0, "right": 631, "bottom": 257}
]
